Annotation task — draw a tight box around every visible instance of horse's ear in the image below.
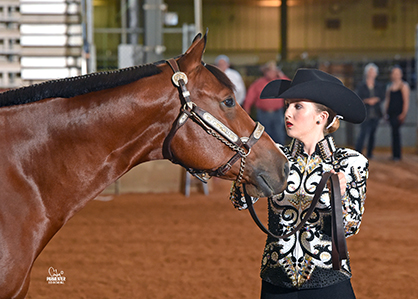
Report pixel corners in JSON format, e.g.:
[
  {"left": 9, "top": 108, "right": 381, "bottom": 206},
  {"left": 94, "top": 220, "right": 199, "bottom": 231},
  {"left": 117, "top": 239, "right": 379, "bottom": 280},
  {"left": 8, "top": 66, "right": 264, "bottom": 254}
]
[
  {"left": 179, "top": 30, "right": 208, "bottom": 72},
  {"left": 184, "top": 33, "right": 203, "bottom": 54}
]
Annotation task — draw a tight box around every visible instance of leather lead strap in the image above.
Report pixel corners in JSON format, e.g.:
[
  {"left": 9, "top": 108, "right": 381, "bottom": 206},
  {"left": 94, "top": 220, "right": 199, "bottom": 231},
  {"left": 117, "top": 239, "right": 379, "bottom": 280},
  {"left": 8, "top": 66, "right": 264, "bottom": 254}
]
[
  {"left": 243, "top": 172, "right": 347, "bottom": 271},
  {"left": 329, "top": 174, "right": 348, "bottom": 270}
]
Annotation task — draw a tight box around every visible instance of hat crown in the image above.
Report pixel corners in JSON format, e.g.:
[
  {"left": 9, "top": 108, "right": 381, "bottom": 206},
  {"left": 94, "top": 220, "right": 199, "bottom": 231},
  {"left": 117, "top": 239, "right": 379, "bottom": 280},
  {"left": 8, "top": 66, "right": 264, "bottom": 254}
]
[{"left": 292, "top": 69, "right": 343, "bottom": 87}]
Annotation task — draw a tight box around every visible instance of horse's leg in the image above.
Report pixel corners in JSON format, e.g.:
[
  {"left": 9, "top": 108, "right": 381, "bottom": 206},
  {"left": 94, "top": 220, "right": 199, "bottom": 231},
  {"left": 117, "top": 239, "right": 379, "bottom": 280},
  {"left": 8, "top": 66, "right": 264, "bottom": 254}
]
[
  {"left": 0, "top": 264, "right": 31, "bottom": 299},
  {"left": 12, "top": 277, "right": 30, "bottom": 299}
]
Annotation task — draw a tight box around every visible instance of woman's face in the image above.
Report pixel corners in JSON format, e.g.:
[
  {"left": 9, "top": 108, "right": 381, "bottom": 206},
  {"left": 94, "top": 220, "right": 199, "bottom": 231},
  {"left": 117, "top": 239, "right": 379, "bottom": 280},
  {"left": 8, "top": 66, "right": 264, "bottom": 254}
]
[
  {"left": 390, "top": 67, "right": 402, "bottom": 82},
  {"left": 284, "top": 99, "right": 324, "bottom": 141},
  {"left": 366, "top": 67, "right": 377, "bottom": 80}
]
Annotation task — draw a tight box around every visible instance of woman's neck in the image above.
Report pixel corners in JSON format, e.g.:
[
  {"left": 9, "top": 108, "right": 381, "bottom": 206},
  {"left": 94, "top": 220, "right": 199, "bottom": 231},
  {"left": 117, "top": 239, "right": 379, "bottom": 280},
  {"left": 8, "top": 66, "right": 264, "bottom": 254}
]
[
  {"left": 301, "top": 133, "right": 325, "bottom": 156},
  {"left": 366, "top": 77, "right": 375, "bottom": 89},
  {"left": 391, "top": 79, "right": 403, "bottom": 90}
]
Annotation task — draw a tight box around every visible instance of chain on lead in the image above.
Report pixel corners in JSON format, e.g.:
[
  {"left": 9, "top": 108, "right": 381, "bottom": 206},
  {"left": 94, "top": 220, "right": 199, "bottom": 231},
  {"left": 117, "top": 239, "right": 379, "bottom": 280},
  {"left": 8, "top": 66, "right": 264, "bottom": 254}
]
[
  {"left": 206, "top": 127, "right": 248, "bottom": 157},
  {"left": 188, "top": 109, "right": 250, "bottom": 204},
  {"left": 236, "top": 154, "right": 246, "bottom": 185},
  {"left": 203, "top": 125, "right": 249, "bottom": 186},
  {"left": 189, "top": 110, "right": 250, "bottom": 156},
  {"left": 203, "top": 124, "right": 248, "bottom": 195}
]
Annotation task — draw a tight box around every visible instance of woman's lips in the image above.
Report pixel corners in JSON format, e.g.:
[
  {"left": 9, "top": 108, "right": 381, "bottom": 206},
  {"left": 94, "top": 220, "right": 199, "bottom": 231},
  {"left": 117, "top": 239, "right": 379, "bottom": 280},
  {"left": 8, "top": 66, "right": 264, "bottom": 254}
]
[{"left": 286, "top": 121, "right": 293, "bottom": 128}]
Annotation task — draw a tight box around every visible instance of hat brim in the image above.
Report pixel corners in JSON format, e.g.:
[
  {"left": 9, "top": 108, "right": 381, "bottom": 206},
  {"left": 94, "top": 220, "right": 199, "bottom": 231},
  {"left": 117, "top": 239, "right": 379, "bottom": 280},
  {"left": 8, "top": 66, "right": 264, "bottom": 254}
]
[
  {"left": 260, "top": 79, "right": 366, "bottom": 124},
  {"left": 260, "top": 79, "right": 291, "bottom": 99}
]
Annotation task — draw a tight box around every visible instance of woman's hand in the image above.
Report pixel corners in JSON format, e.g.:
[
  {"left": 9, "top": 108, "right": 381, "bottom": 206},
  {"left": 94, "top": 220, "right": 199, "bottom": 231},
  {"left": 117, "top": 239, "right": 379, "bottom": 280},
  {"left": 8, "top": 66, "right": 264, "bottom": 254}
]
[
  {"left": 398, "top": 113, "right": 407, "bottom": 124},
  {"left": 331, "top": 169, "right": 346, "bottom": 196}
]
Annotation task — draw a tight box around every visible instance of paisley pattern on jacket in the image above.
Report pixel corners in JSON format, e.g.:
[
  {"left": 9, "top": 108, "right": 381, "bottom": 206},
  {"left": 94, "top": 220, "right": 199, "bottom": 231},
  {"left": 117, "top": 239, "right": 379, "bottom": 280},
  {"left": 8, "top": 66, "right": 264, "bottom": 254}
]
[{"left": 260, "top": 136, "right": 368, "bottom": 289}]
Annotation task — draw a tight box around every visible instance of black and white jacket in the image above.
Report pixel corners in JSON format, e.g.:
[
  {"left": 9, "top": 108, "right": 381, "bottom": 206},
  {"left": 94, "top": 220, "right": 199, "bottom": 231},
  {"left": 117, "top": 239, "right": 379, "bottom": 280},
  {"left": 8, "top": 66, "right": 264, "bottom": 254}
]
[{"left": 258, "top": 136, "right": 368, "bottom": 289}]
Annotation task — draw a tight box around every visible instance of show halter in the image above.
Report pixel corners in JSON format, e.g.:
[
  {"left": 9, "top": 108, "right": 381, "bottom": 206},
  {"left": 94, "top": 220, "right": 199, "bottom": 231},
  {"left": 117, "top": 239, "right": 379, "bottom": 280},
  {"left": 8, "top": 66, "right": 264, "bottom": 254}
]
[{"left": 163, "top": 58, "right": 264, "bottom": 198}]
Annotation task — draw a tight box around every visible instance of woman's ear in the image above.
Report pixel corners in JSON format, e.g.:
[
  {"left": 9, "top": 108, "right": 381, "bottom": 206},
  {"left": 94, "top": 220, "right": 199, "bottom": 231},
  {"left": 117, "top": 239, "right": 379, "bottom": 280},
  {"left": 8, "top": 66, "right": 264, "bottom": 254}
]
[{"left": 319, "top": 111, "right": 329, "bottom": 124}]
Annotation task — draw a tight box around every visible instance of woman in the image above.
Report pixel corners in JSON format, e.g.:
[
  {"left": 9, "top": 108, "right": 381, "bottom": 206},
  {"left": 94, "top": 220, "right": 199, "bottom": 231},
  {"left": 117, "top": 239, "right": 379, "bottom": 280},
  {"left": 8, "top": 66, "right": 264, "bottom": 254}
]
[
  {"left": 385, "top": 66, "right": 410, "bottom": 161},
  {"left": 354, "top": 63, "right": 385, "bottom": 158},
  {"left": 253, "top": 69, "right": 369, "bottom": 298}
]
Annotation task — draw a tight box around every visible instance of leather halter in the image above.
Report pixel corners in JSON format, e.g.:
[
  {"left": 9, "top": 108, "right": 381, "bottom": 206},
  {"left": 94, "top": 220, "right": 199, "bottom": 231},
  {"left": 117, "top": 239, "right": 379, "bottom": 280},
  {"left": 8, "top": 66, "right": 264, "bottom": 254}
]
[
  {"left": 163, "top": 58, "right": 264, "bottom": 183},
  {"left": 243, "top": 172, "right": 347, "bottom": 271}
]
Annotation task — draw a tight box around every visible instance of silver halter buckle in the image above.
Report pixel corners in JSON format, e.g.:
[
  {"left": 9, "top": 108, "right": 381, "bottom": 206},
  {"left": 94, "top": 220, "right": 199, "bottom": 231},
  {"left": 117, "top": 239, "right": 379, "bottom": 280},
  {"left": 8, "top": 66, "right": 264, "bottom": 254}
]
[{"left": 171, "top": 72, "right": 188, "bottom": 87}]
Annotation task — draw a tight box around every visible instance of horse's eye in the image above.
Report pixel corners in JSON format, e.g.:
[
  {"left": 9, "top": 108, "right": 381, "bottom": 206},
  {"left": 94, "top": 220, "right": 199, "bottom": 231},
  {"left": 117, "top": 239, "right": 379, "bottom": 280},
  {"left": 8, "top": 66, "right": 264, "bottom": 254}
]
[{"left": 222, "top": 97, "right": 235, "bottom": 108}]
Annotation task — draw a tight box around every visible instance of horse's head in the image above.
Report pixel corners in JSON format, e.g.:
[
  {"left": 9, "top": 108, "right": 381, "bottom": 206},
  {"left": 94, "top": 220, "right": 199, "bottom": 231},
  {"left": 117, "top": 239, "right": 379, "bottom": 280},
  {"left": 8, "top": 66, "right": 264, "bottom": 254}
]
[{"left": 163, "top": 32, "right": 288, "bottom": 198}]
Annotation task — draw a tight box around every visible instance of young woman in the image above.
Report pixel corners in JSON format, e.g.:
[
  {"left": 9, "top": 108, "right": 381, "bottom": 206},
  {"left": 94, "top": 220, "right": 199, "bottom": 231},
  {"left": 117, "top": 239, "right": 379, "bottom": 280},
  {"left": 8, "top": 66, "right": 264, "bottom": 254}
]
[
  {"left": 385, "top": 65, "right": 410, "bottom": 161},
  {"left": 254, "top": 69, "right": 369, "bottom": 299}
]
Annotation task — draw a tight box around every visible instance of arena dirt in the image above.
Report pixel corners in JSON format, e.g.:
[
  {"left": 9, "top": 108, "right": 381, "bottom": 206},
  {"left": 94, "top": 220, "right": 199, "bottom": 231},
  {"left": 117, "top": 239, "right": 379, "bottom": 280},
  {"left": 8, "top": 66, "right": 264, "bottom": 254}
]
[{"left": 26, "top": 150, "right": 418, "bottom": 299}]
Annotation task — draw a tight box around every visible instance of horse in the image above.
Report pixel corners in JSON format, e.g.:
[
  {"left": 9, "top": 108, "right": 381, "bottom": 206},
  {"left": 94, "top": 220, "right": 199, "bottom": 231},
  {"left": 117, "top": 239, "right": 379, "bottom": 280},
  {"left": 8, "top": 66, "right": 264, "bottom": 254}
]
[{"left": 0, "top": 33, "right": 288, "bottom": 298}]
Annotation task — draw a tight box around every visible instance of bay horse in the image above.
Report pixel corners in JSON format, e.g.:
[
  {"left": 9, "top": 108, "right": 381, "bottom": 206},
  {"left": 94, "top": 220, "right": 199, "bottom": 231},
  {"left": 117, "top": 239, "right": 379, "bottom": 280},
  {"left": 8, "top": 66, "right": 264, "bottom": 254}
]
[{"left": 0, "top": 33, "right": 288, "bottom": 298}]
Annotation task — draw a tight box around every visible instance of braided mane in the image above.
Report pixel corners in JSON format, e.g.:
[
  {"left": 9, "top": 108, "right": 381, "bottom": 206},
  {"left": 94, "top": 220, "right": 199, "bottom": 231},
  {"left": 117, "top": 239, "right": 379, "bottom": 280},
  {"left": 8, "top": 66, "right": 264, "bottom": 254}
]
[{"left": 0, "top": 63, "right": 162, "bottom": 108}]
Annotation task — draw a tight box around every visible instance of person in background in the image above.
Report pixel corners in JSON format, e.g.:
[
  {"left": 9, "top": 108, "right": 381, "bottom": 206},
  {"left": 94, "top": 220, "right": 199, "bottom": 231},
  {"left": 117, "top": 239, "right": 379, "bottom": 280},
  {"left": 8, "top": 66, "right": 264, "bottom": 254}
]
[
  {"left": 354, "top": 63, "right": 385, "bottom": 159},
  {"left": 243, "top": 61, "right": 289, "bottom": 144},
  {"left": 384, "top": 65, "right": 410, "bottom": 161},
  {"left": 214, "top": 55, "right": 246, "bottom": 105}
]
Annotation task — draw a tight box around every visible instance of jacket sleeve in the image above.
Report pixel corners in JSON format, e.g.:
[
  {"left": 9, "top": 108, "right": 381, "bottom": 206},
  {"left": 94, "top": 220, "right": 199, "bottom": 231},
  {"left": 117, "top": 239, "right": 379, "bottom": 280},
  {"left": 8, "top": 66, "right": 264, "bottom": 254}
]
[
  {"left": 230, "top": 183, "right": 259, "bottom": 210},
  {"left": 341, "top": 152, "right": 369, "bottom": 237}
]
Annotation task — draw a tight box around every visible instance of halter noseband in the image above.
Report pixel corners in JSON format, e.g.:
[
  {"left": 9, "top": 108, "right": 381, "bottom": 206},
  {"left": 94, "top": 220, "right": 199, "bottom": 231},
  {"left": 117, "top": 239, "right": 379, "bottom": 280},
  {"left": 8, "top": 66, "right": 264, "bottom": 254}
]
[{"left": 163, "top": 58, "right": 264, "bottom": 191}]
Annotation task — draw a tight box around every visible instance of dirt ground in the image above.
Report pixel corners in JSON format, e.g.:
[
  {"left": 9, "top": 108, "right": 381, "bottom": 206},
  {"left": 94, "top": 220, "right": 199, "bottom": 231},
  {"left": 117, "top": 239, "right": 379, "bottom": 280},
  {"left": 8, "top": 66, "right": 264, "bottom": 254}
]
[{"left": 26, "top": 149, "right": 418, "bottom": 299}]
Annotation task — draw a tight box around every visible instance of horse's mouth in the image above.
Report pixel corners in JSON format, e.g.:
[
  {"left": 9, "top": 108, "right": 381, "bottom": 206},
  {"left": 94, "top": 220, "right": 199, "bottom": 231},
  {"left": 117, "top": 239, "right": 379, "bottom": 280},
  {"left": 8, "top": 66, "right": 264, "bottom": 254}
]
[
  {"left": 258, "top": 174, "right": 274, "bottom": 195},
  {"left": 246, "top": 173, "right": 287, "bottom": 198}
]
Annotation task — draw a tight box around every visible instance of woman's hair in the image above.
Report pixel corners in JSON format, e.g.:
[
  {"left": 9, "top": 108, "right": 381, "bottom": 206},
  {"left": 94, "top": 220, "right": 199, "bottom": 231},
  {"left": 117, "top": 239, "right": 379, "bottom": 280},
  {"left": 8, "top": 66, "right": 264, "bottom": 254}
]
[
  {"left": 314, "top": 103, "right": 339, "bottom": 134},
  {"left": 364, "top": 62, "right": 379, "bottom": 77},
  {"left": 390, "top": 64, "right": 402, "bottom": 72}
]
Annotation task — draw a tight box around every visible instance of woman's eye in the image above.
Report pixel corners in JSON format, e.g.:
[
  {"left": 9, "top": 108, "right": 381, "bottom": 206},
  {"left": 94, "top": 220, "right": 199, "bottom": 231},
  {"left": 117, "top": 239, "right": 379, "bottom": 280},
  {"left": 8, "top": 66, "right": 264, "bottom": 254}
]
[{"left": 222, "top": 97, "right": 235, "bottom": 108}]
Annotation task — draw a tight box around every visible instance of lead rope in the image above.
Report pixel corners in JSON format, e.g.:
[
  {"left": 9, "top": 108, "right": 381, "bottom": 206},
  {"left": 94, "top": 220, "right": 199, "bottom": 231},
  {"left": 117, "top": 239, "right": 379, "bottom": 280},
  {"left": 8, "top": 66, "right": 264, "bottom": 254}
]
[{"left": 239, "top": 172, "right": 347, "bottom": 270}]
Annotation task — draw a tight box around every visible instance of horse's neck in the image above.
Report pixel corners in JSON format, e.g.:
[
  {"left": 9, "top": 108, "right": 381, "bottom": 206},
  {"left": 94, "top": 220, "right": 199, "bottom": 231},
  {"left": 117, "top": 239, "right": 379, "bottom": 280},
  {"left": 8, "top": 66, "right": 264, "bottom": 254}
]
[{"left": 6, "top": 85, "right": 172, "bottom": 224}]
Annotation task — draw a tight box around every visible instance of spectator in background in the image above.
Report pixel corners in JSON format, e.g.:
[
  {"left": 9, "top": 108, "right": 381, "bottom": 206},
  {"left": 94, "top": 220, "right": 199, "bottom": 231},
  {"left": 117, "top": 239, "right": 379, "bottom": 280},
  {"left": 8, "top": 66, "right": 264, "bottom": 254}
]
[
  {"left": 384, "top": 65, "right": 410, "bottom": 161},
  {"left": 243, "top": 61, "right": 289, "bottom": 144},
  {"left": 215, "top": 55, "right": 246, "bottom": 105},
  {"left": 355, "top": 63, "right": 385, "bottom": 159}
]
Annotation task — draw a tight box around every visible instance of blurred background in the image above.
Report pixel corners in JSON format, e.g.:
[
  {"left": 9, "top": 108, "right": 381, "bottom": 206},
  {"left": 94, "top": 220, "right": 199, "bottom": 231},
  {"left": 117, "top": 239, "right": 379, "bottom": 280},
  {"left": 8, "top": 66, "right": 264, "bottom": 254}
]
[{"left": 1, "top": 0, "right": 417, "bottom": 193}]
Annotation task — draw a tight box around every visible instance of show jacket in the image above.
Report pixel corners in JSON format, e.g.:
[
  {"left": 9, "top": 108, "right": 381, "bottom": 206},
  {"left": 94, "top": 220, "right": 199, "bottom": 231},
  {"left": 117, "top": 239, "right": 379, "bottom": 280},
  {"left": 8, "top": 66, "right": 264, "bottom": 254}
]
[{"left": 257, "top": 136, "right": 368, "bottom": 289}]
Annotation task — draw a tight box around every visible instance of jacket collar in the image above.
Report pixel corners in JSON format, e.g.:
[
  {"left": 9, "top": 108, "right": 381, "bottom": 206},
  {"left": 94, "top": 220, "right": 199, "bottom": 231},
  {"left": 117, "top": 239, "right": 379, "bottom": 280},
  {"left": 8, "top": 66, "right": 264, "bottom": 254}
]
[{"left": 289, "top": 135, "right": 336, "bottom": 160}]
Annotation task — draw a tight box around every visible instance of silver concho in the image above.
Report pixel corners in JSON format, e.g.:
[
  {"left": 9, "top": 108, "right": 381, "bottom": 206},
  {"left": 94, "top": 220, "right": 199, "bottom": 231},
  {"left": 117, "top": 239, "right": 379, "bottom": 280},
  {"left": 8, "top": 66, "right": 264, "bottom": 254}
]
[{"left": 171, "top": 71, "right": 188, "bottom": 87}]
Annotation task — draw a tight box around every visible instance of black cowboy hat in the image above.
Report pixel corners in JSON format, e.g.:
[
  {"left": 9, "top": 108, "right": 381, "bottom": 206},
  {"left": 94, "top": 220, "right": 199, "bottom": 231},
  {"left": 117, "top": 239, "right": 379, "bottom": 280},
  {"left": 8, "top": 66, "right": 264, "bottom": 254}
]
[{"left": 260, "top": 68, "right": 366, "bottom": 124}]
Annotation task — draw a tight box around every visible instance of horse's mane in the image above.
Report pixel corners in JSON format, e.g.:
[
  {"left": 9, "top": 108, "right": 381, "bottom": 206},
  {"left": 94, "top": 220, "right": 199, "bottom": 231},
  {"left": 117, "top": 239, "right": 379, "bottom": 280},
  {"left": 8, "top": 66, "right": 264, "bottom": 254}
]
[
  {"left": 0, "top": 60, "right": 235, "bottom": 108},
  {"left": 0, "top": 63, "right": 162, "bottom": 108},
  {"left": 204, "top": 64, "right": 235, "bottom": 92}
]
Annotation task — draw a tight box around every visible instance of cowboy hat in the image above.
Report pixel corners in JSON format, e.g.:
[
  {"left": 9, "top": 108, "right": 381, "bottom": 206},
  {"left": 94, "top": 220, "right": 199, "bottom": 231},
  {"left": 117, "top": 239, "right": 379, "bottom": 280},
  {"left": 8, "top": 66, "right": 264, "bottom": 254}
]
[{"left": 260, "top": 68, "right": 366, "bottom": 124}]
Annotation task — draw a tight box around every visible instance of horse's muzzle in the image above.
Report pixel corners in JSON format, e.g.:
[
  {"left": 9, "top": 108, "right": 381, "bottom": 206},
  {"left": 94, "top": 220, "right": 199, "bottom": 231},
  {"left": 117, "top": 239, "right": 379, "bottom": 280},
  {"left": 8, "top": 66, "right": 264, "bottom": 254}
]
[{"left": 246, "top": 160, "right": 289, "bottom": 198}]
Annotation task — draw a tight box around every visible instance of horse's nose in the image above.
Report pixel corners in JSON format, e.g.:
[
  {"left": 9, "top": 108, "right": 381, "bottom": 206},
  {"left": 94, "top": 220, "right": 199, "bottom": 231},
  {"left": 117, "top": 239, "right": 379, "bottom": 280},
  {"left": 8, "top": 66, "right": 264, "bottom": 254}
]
[{"left": 283, "top": 160, "right": 290, "bottom": 179}]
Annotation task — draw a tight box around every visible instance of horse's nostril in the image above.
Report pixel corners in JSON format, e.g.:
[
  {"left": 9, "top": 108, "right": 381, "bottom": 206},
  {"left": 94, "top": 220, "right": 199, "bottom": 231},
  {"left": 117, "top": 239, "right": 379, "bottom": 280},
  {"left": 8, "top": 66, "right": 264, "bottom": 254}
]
[{"left": 284, "top": 161, "right": 290, "bottom": 178}]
